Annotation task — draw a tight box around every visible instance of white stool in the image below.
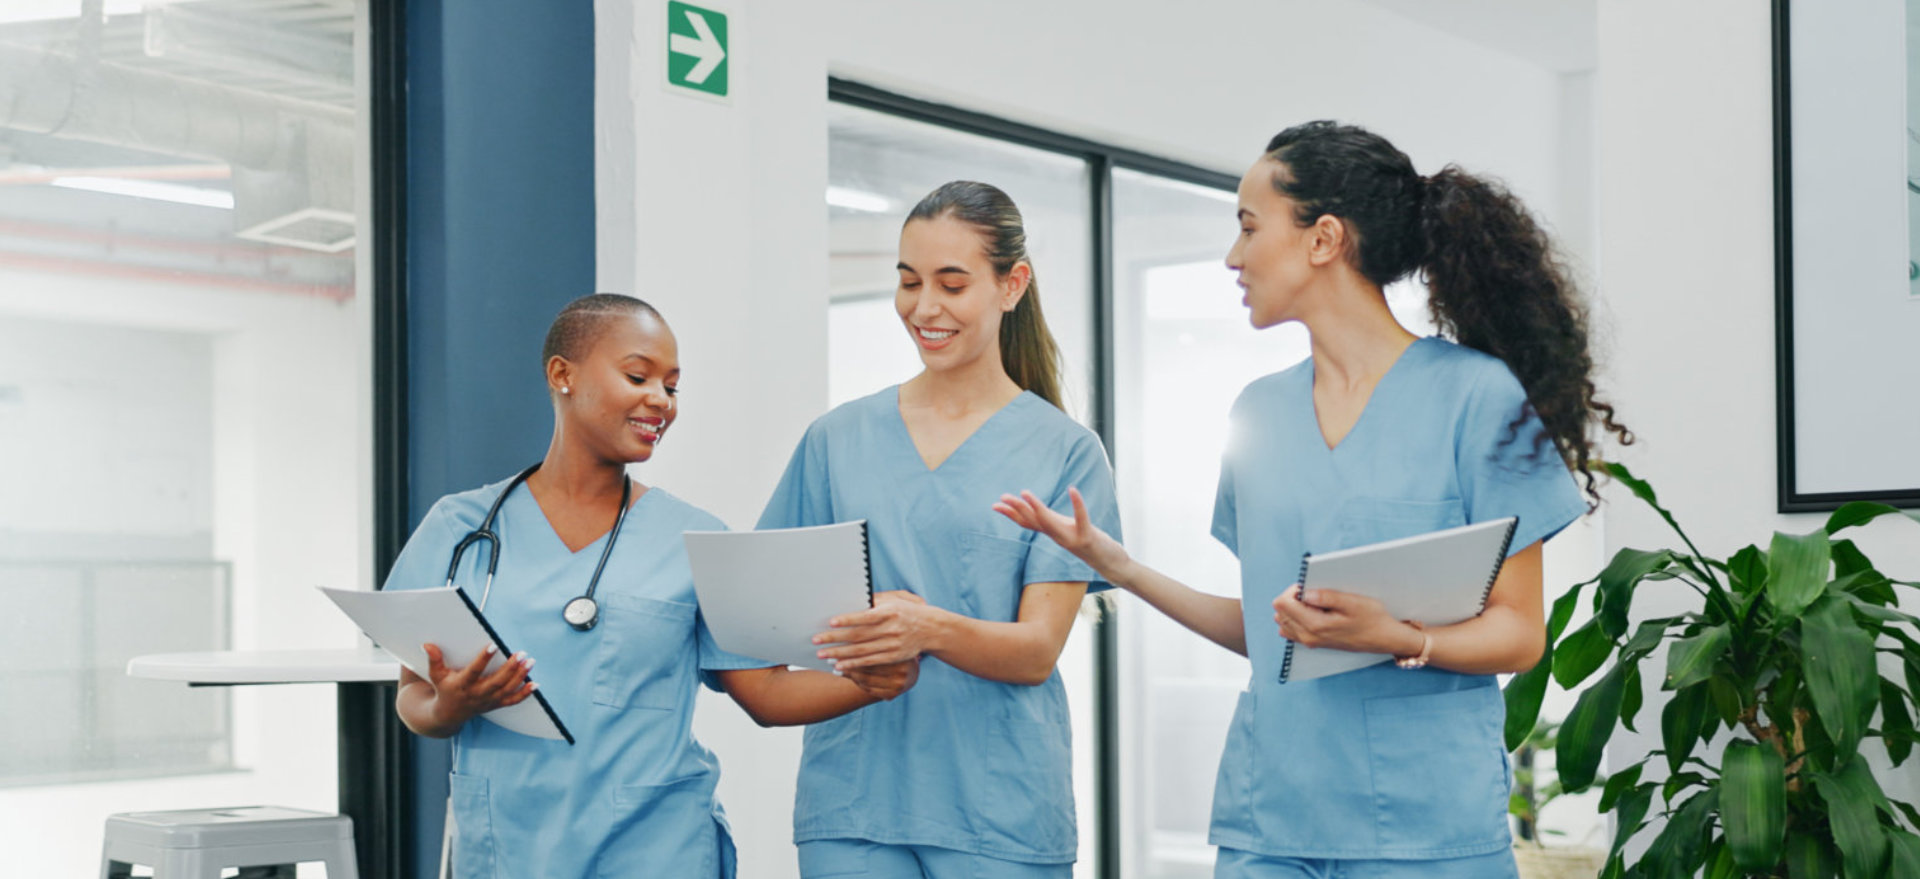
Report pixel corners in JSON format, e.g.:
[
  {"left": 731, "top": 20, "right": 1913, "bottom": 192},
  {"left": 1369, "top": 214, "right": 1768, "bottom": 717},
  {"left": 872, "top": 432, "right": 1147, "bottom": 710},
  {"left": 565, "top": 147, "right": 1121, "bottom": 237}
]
[{"left": 100, "top": 806, "right": 358, "bottom": 879}]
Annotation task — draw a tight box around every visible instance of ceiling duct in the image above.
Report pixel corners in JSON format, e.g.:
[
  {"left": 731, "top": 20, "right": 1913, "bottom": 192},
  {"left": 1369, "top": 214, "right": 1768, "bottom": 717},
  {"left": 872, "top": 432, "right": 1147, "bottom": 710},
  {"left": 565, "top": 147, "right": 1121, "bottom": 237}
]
[{"left": 0, "top": 32, "right": 355, "bottom": 252}]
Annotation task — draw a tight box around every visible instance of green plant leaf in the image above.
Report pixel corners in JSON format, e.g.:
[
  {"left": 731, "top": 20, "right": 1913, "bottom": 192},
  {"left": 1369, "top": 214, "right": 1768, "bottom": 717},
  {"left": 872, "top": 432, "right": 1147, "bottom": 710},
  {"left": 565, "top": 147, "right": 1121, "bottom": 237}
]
[
  {"left": 1555, "top": 618, "right": 1616, "bottom": 688},
  {"left": 1843, "top": 592, "right": 1919, "bottom": 626},
  {"left": 1721, "top": 740, "right": 1788, "bottom": 871},
  {"left": 1813, "top": 759, "right": 1892, "bottom": 879},
  {"left": 1665, "top": 624, "right": 1731, "bottom": 691},
  {"left": 1603, "top": 461, "right": 1702, "bottom": 555},
  {"left": 1640, "top": 789, "right": 1716, "bottom": 878},
  {"left": 1609, "top": 782, "right": 1656, "bottom": 859},
  {"left": 1621, "top": 665, "right": 1644, "bottom": 732},
  {"left": 1663, "top": 771, "right": 1707, "bottom": 804},
  {"left": 1546, "top": 581, "right": 1586, "bottom": 642},
  {"left": 1662, "top": 683, "right": 1711, "bottom": 775},
  {"left": 1596, "top": 547, "right": 1675, "bottom": 639},
  {"left": 1832, "top": 539, "right": 1873, "bottom": 578},
  {"left": 1769, "top": 529, "right": 1834, "bottom": 619},
  {"left": 1622, "top": 616, "right": 1684, "bottom": 661},
  {"left": 1503, "top": 653, "right": 1553, "bottom": 753},
  {"left": 1891, "top": 831, "right": 1920, "bottom": 879},
  {"left": 1803, "top": 595, "right": 1880, "bottom": 756},
  {"left": 1560, "top": 660, "right": 1631, "bottom": 791},
  {"left": 1600, "top": 761, "right": 1646, "bottom": 812},
  {"left": 1891, "top": 798, "right": 1920, "bottom": 833},
  {"left": 1786, "top": 834, "right": 1842, "bottom": 879},
  {"left": 1883, "top": 677, "right": 1915, "bottom": 766},
  {"left": 1707, "top": 673, "right": 1745, "bottom": 730},
  {"left": 1728, "top": 545, "right": 1768, "bottom": 595},
  {"left": 1704, "top": 837, "right": 1739, "bottom": 879},
  {"left": 1824, "top": 501, "right": 1920, "bottom": 534}
]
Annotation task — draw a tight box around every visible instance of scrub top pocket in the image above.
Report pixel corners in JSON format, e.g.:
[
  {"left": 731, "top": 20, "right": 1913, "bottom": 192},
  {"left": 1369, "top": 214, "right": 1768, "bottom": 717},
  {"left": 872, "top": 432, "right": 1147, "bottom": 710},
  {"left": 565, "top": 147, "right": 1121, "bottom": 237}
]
[
  {"left": 975, "top": 711, "right": 1075, "bottom": 857},
  {"left": 448, "top": 772, "right": 497, "bottom": 879},
  {"left": 591, "top": 594, "right": 696, "bottom": 710},
  {"left": 957, "top": 530, "right": 1030, "bottom": 620},
  {"left": 600, "top": 773, "right": 726, "bottom": 878},
  {"left": 1335, "top": 497, "right": 1466, "bottom": 548},
  {"left": 1362, "top": 685, "right": 1509, "bottom": 853}
]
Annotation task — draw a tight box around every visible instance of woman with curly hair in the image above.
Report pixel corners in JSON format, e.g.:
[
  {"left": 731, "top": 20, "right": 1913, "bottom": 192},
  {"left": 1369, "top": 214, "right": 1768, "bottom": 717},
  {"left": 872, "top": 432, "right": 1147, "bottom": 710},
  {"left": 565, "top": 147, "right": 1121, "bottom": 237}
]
[{"left": 997, "top": 120, "right": 1631, "bottom": 878}]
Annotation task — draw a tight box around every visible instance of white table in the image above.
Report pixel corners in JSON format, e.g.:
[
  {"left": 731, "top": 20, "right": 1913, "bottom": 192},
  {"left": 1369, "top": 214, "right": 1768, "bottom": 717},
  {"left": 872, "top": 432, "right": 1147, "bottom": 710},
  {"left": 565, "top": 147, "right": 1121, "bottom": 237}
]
[
  {"left": 126, "top": 647, "right": 407, "bottom": 879},
  {"left": 127, "top": 649, "right": 400, "bottom": 685}
]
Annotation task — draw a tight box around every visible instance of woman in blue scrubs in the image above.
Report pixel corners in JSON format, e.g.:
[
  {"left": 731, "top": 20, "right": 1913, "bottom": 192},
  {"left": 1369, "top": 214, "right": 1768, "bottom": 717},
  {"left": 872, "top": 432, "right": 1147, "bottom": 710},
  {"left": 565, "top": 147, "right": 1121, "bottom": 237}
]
[
  {"left": 998, "top": 121, "right": 1633, "bottom": 878},
  {"left": 755, "top": 181, "right": 1122, "bottom": 879},
  {"left": 386, "top": 294, "right": 919, "bottom": 879}
]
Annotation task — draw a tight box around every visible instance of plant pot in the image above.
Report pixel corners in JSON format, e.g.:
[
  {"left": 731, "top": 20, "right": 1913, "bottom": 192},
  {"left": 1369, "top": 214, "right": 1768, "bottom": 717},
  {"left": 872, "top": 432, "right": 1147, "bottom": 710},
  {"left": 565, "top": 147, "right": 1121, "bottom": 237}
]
[{"left": 1513, "top": 843, "right": 1607, "bottom": 879}]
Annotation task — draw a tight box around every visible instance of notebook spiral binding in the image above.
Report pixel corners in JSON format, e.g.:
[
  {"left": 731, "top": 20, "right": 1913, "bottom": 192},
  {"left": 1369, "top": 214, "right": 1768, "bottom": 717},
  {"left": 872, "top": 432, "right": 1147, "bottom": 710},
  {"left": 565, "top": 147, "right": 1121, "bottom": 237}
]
[
  {"left": 859, "top": 520, "right": 874, "bottom": 606},
  {"left": 1277, "top": 554, "right": 1314, "bottom": 684},
  {"left": 1480, "top": 518, "right": 1519, "bottom": 610}
]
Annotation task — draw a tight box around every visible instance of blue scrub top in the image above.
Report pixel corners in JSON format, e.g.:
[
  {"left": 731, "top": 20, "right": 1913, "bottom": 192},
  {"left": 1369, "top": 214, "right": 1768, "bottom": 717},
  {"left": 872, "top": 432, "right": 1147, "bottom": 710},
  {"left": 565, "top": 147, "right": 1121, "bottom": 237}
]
[
  {"left": 385, "top": 476, "right": 769, "bottom": 879},
  {"left": 758, "top": 386, "right": 1121, "bottom": 864},
  {"left": 1208, "top": 337, "right": 1587, "bottom": 860}
]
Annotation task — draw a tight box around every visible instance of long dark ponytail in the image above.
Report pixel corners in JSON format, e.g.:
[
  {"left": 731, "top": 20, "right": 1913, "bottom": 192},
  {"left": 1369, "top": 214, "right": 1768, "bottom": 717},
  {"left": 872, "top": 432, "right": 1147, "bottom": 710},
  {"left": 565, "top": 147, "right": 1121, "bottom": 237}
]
[
  {"left": 1262, "top": 121, "right": 1632, "bottom": 502},
  {"left": 906, "top": 181, "right": 1065, "bottom": 409}
]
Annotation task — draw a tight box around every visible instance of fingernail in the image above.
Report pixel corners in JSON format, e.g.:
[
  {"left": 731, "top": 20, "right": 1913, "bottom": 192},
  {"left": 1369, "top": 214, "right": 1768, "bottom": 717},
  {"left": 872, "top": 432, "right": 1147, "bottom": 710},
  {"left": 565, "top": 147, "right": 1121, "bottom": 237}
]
[
  {"left": 812, "top": 636, "right": 823, "bottom": 644},
  {"left": 482, "top": 644, "right": 496, "bottom": 655},
  {"left": 816, "top": 651, "right": 828, "bottom": 659},
  {"left": 528, "top": 682, "right": 539, "bottom": 691},
  {"left": 523, "top": 658, "right": 536, "bottom": 671}
]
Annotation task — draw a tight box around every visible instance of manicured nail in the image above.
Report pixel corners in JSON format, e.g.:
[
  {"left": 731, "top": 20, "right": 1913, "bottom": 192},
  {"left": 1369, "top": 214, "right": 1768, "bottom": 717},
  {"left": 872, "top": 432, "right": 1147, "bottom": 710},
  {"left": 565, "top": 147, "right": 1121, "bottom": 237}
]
[
  {"left": 523, "top": 657, "right": 536, "bottom": 671},
  {"left": 482, "top": 643, "right": 496, "bottom": 655},
  {"left": 528, "top": 682, "right": 539, "bottom": 691}
]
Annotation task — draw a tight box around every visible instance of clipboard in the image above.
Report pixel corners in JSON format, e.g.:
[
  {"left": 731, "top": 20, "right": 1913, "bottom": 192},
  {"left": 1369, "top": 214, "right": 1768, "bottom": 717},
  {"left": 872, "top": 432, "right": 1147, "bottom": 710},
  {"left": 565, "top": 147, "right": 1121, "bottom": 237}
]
[{"left": 320, "top": 586, "right": 573, "bottom": 743}]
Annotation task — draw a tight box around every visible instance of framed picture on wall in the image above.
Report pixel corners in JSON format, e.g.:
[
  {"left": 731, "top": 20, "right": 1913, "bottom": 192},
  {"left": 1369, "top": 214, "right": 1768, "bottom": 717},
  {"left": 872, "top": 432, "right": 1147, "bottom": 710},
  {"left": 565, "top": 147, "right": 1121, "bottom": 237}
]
[{"left": 1773, "top": 0, "right": 1920, "bottom": 511}]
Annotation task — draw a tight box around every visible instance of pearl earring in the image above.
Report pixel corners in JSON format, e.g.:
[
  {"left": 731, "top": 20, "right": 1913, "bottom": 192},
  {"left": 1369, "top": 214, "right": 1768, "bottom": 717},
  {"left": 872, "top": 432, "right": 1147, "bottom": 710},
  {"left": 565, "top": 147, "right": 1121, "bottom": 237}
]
[{"left": 561, "top": 387, "right": 571, "bottom": 395}]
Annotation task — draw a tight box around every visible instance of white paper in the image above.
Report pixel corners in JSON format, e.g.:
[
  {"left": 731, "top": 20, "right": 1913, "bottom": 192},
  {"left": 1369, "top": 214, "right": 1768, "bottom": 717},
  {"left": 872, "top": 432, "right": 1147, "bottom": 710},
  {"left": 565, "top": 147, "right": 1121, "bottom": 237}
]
[
  {"left": 319, "top": 586, "right": 571, "bottom": 741},
  {"left": 1283, "top": 517, "right": 1516, "bottom": 683},
  {"left": 683, "top": 521, "right": 871, "bottom": 671}
]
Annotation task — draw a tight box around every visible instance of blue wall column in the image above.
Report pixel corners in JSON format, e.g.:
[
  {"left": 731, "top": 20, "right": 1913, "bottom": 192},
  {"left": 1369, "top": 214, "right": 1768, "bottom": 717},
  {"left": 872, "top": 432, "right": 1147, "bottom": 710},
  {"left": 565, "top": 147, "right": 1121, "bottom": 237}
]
[{"left": 403, "top": 0, "right": 595, "bottom": 874}]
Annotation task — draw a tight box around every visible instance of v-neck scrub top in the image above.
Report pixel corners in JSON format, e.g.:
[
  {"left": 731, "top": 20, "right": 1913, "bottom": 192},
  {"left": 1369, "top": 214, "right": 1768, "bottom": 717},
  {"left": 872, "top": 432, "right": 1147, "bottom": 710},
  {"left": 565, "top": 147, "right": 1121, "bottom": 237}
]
[
  {"left": 385, "top": 477, "right": 770, "bottom": 879},
  {"left": 1208, "top": 337, "right": 1587, "bottom": 860},
  {"left": 757, "top": 387, "right": 1122, "bottom": 864}
]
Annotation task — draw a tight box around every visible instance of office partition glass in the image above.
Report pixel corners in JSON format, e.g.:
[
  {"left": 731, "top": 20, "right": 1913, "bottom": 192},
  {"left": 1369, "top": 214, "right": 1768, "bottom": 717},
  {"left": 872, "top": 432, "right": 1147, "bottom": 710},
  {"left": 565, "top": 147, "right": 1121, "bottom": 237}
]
[{"left": 0, "top": 2, "right": 371, "bottom": 875}]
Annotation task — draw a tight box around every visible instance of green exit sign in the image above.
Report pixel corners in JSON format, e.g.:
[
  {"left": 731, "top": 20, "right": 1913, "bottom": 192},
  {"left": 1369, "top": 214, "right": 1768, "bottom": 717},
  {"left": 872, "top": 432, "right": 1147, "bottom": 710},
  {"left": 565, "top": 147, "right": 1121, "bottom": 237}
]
[{"left": 666, "top": 1, "right": 728, "bottom": 98}]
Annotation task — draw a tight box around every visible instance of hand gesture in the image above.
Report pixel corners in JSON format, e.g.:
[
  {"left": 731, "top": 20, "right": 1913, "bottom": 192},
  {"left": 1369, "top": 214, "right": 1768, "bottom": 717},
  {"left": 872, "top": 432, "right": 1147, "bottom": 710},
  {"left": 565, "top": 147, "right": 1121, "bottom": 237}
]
[
  {"left": 993, "top": 487, "right": 1127, "bottom": 577},
  {"left": 1271, "top": 585, "right": 1420, "bottom": 656},
  {"left": 420, "top": 643, "right": 537, "bottom": 729},
  {"left": 814, "top": 590, "right": 936, "bottom": 672}
]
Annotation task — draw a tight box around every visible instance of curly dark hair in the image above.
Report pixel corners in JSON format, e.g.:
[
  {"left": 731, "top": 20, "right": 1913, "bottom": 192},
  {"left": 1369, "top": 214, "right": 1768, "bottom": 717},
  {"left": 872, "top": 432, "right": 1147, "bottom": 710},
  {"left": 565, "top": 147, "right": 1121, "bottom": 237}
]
[{"left": 1263, "top": 121, "right": 1632, "bottom": 503}]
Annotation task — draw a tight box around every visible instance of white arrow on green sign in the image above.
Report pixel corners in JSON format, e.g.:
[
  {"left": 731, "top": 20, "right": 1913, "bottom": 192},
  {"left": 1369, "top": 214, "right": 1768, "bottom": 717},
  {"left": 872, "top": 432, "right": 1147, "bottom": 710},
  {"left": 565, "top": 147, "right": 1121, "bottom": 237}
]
[{"left": 666, "top": 2, "right": 728, "bottom": 98}]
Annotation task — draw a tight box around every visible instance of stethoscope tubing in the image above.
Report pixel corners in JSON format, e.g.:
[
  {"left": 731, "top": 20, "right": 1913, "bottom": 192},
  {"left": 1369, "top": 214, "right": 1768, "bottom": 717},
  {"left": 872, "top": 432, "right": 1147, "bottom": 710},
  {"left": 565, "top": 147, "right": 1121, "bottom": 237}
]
[{"left": 443, "top": 462, "right": 632, "bottom": 630}]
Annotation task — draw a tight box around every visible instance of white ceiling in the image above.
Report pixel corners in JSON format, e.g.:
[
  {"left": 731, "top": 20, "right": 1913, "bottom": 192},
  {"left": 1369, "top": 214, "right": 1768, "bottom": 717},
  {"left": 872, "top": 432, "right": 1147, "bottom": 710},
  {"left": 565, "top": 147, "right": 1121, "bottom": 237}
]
[{"left": 1355, "top": 0, "right": 1598, "bottom": 74}]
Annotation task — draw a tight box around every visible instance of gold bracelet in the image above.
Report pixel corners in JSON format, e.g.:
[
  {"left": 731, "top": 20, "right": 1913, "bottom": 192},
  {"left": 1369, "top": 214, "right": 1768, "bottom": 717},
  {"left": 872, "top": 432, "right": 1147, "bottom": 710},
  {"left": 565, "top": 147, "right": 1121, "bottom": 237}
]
[{"left": 1394, "top": 623, "right": 1432, "bottom": 670}]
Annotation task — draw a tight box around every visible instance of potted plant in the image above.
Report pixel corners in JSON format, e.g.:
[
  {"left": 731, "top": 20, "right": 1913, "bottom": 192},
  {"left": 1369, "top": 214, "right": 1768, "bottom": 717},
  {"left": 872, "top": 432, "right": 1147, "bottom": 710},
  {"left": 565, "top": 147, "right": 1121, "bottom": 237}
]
[
  {"left": 1503, "top": 463, "right": 1920, "bottom": 879},
  {"left": 1511, "top": 719, "right": 1609, "bottom": 878}
]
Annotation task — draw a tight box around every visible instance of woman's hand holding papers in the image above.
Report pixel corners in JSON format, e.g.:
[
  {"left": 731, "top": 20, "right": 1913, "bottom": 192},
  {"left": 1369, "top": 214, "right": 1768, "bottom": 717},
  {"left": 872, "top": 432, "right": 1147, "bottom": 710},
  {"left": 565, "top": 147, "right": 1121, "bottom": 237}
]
[
  {"left": 396, "top": 642, "right": 537, "bottom": 738},
  {"left": 817, "top": 590, "right": 938, "bottom": 671},
  {"left": 1271, "top": 584, "right": 1424, "bottom": 657}
]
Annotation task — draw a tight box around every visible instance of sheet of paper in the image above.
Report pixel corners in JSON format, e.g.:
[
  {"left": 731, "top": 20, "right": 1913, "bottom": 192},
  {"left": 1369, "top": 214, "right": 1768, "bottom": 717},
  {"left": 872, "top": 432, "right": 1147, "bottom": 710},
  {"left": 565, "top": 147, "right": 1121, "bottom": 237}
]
[
  {"left": 319, "top": 586, "right": 572, "bottom": 742},
  {"left": 1282, "top": 516, "right": 1517, "bottom": 683},
  {"left": 683, "top": 521, "right": 871, "bottom": 671}
]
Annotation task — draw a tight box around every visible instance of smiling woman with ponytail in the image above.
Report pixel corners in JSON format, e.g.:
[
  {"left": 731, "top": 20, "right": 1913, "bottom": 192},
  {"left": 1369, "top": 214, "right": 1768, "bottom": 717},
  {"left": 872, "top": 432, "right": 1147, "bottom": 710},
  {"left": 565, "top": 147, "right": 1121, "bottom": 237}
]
[
  {"left": 997, "top": 121, "right": 1631, "bottom": 879},
  {"left": 755, "top": 180, "right": 1120, "bottom": 878}
]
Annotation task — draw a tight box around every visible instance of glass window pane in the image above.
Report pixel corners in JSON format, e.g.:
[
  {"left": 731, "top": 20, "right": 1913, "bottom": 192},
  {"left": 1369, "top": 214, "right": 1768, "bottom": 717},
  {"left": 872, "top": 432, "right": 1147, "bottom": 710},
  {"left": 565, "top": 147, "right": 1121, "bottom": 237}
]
[
  {"left": 828, "top": 102, "right": 1102, "bottom": 872},
  {"left": 1110, "top": 168, "right": 1290, "bottom": 878},
  {"left": 0, "top": 2, "right": 369, "bottom": 874}
]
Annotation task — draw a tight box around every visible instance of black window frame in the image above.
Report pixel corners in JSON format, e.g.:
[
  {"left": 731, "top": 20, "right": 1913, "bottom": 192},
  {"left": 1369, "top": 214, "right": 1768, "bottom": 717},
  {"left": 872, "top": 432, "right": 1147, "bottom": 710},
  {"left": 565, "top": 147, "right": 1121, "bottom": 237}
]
[{"left": 828, "top": 77, "right": 1238, "bottom": 879}]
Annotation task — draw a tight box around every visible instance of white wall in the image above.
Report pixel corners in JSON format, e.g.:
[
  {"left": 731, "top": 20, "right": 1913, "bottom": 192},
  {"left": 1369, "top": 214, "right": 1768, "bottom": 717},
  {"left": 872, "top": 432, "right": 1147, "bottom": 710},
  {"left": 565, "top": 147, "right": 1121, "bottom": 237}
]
[
  {"left": 1595, "top": 0, "right": 1920, "bottom": 845},
  {"left": 599, "top": 1, "right": 1584, "bottom": 875}
]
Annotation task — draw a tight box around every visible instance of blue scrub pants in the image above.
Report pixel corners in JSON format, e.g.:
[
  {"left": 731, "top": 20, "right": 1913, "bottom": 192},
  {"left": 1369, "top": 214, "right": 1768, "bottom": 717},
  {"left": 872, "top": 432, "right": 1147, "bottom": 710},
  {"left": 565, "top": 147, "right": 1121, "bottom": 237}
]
[
  {"left": 798, "top": 839, "right": 1071, "bottom": 879},
  {"left": 1214, "top": 847, "right": 1520, "bottom": 879}
]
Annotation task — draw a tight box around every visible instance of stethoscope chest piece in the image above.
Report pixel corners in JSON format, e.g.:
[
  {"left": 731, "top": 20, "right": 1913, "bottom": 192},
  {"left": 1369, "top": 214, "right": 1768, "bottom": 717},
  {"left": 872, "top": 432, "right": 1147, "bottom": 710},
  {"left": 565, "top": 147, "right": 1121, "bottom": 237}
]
[{"left": 563, "top": 596, "right": 600, "bottom": 631}]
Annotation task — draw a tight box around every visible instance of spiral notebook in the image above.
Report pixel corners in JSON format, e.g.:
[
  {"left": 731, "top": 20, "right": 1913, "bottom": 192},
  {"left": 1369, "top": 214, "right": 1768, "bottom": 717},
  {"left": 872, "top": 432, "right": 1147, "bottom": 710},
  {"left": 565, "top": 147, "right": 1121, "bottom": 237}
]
[
  {"left": 1278, "top": 516, "right": 1518, "bottom": 684},
  {"left": 683, "top": 520, "right": 873, "bottom": 671}
]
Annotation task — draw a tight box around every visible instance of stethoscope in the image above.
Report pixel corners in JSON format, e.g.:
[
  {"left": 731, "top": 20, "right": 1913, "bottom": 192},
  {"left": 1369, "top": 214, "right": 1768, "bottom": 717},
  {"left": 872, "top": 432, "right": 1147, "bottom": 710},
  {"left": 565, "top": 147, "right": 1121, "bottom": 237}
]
[{"left": 443, "top": 462, "right": 632, "bottom": 632}]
